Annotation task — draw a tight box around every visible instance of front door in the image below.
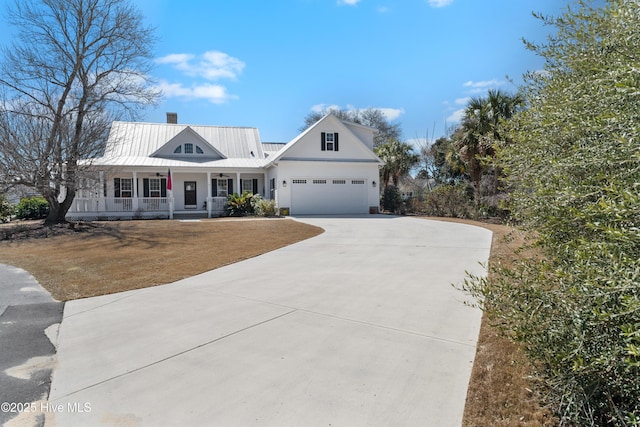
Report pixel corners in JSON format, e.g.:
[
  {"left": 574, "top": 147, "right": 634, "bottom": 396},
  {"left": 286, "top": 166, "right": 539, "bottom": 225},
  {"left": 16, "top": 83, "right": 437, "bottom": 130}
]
[{"left": 184, "top": 181, "right": 197, "bottom": 208}]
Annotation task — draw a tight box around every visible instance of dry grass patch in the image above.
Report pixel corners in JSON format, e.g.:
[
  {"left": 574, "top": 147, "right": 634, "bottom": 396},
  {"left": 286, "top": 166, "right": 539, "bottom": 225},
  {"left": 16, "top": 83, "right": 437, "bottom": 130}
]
[
  {"left": 0, "top": 218, "right": 323, "bottom": 301},
  {"left": 422, "top": 217, "right": 557, "bottom": 426}
]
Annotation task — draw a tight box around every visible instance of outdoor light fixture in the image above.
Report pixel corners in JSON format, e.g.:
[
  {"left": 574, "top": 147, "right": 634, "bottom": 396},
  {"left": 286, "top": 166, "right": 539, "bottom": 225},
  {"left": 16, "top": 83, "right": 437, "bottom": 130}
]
[
  {"left": 282, "top": 180, "right": 287, "bottom": 187},
  {"left": 372, "top": 181, "right": 376, "bottom": 187}
]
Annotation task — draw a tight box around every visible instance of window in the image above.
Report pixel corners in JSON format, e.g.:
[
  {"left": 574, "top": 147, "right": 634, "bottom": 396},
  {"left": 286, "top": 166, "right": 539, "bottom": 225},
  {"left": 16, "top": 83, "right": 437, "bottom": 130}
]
[
  {"left": 333, "top": 179, "right": 346, "bottom": 184},
  {"left": 242, "top": 179, "right": 253, "bottom": 193},
  {"left": 114, "top": 178, "right": 133, "bottom": 198},
  {"left": 184, "top": 143, "right": 193, "bottom": 154},
  {"left": 321, "top": 132, "right": 339, "bottom": 151},
  {"left": 196, "top": 145, "right": 204, "bottom": 154},
  {"left": 149, "top": 178, "right": 161, "bottom": 198},
  {"left": 351, "top": 180, "right": 365, "bottom": 185},
  {"left": 292, "top": 179, "right": 307, "bottom": 184},
  {"left": 313, "top": 179, "right": 327, "bottom": 184},
  {"left": 217, "top": 179, "right": 228, "bottom": 197},
  {"left": 173, "top": 146, "right": 182, "bottom": 154},
  {"left": 325, "top": 133, "right": 334, "bottom": 151}
]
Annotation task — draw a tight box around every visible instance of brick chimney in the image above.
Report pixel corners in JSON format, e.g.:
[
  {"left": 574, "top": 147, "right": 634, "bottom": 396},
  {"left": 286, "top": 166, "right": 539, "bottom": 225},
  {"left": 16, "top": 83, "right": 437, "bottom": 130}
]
[{"left": 166, "top": 112, "right": 178, "bottom": 124}]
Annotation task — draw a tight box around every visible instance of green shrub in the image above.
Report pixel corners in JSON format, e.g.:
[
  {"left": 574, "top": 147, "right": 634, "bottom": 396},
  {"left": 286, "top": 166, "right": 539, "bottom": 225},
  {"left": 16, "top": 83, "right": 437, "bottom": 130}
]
[
  {"left": 464, "top": 2, "right": 640, "bottom": 424},
  {"left": 16, "top": 196, "right": 49, "bottom": 220},
  {"left": 381, "top": 185, "right": 403, "bottom": 213},
  {"left": 419, "top": 184, "right": 473, "bottom": 218},
  {"left": 226, "top": 191, "right": 255, "bottom": 216},
  {"left": 0, "top": 195, "right": 14, "bottom": 222},
  {"left": 252, "top": 197, "right": 277, "bottom": 217}
]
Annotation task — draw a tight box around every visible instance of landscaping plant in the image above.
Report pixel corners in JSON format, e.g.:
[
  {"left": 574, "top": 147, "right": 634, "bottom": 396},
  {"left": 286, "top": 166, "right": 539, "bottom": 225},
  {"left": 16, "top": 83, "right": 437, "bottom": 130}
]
[
  {"left": 0, "top": 195, "right": 13, "bottom": 222},
  {"left": 464, "top": 1, "right": 640, "bottom": 425},
  {"left": 15, "top": 196, "right": 49, "bottom": 220}
]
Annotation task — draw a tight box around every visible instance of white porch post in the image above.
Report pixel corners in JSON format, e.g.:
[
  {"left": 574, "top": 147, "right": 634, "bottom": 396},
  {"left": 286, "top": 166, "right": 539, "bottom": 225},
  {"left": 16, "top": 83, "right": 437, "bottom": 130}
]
[
  {"left": 207, "top": 171, "right": 212, "bottom": 218},
  {"left": 98, "top": 171, "right": 105, "bottom": 212},
  {"left": 236, "top": 172, "right": 241, "bottom": 194},
  {"left": 169, "top": 170, "right": 174, "bottom": 219},
  {"left": 263, "top": 173, "right": 268, "bottom": 197},
  {"left": 132, "top": 171, "right": 138, "bottom": 211}
]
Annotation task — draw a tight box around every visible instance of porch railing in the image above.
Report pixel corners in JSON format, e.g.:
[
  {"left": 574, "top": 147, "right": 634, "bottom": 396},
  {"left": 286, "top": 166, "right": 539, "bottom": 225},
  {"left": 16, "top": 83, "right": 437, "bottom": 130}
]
[{"left": 71, "top": 197, "right": 169, "bottom": 213}]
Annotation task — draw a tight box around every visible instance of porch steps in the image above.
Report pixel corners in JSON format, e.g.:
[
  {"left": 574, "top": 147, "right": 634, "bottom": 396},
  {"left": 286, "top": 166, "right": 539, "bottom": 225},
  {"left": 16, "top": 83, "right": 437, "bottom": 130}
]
[{"left": 173, "top": 211, "right": 209, "bottom": 220}]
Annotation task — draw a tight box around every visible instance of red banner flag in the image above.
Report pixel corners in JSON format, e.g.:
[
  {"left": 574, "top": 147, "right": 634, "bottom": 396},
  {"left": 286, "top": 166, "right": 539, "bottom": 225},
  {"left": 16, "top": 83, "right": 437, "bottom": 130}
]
[{"left": 167, "top": 169, "right": 172, "bottom": 191}]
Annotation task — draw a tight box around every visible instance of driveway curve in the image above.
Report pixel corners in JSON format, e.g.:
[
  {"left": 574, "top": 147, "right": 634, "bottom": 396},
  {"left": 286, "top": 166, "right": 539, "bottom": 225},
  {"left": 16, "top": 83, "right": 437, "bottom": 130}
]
[{"left": 47, "top": 216, "right": 492, "bottom": 427}]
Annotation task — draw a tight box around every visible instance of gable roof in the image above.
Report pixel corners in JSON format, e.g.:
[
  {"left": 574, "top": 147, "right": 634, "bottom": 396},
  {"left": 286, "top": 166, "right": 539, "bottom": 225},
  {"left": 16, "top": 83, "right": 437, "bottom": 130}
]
[{"left": 265, "top": 113, "right": 383, "bottom": 166}]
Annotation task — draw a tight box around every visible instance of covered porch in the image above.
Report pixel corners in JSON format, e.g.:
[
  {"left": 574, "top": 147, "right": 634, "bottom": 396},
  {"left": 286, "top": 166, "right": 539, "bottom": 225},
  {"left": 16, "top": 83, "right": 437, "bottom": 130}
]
[{"left": 67, "top": 168, "right": 273, "bottom": 221}]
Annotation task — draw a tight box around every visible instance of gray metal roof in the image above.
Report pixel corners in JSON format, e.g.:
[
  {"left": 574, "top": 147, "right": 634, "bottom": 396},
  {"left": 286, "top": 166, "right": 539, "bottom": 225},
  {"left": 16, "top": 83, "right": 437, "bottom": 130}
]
[{"left": 101, "top": 122, "right": 265, "bottom": 166}]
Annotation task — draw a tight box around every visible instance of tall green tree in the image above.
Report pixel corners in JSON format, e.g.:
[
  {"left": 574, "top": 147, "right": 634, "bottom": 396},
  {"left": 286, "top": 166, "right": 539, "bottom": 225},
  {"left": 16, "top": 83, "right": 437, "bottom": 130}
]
[
  {"left": 0, "top": 0, "right": 159, "bottom": 225},
  {"left": 465, "top": 1, "right": 640, "bottom": 424},
  {"left": 374, "top": 139, "right": 419, "bottom": 188},
  {"left": 451, "top": 89, "right": 523, "bottom": 205}
]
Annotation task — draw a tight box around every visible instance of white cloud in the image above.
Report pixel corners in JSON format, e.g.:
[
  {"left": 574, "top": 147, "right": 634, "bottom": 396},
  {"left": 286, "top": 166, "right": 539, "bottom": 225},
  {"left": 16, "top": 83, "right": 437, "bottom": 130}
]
[
  {"left": 427, "top": 0, "right": 453, "bottom": 8},
  {"left": 462, "top": 79, "right": 506, "bottom": 93},
  {"left": 156, "top": 80, "right": 236, "bottom": 104},
  {"left": 446, "top": 108, "right": 465, "bottom": 124},
  {"left": 311, "top": 103, "right": 341, "bottom": 113},
  {"left": 156, "top": 51, "right": 245, "bottom": 81},
  {"left": 155, "top": 50, "right": 244, "bottom": 104},
  {"left": 310, "top": 104, "right": 404, "bottom": 121},
  {"left": 377, "top": 6, "right": 390, "bottom": 13},
  {"left": 337, "top": 0, "right": 361, "bottom": 5},
  {"left": 376, "top": 107, "right": 405, "bottom": 121},
  {"left": 454, "top": 97, "right": 470, "bottom": 105}
]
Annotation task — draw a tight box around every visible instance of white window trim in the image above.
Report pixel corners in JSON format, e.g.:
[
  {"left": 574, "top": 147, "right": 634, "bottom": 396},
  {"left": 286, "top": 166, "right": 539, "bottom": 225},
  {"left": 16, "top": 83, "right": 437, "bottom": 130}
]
[{"left": 217, "top": 179, "right": 228, "bottom": 197}]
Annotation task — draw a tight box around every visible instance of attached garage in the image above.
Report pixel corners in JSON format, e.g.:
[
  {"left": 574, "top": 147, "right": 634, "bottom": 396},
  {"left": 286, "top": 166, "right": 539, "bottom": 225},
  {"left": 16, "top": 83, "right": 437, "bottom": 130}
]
[{"left": 290, "top": 178, "right": 368, "bottom": 215}]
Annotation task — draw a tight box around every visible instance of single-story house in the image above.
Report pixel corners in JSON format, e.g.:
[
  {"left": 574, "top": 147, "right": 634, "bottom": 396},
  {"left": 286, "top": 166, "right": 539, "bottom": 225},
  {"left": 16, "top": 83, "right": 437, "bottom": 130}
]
[{"left": 67, "top": 112, "right": 384, "bottom": 220}]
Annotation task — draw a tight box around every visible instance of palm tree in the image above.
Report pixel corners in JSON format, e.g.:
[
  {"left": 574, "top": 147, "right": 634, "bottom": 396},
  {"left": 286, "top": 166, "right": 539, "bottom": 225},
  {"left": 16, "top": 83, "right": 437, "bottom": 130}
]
[
  {"left": 453, "top": 89, "right": 523, "bottom": 205},
  {"left": 375, "top": 140, "right": 420, "bottom": 188}
]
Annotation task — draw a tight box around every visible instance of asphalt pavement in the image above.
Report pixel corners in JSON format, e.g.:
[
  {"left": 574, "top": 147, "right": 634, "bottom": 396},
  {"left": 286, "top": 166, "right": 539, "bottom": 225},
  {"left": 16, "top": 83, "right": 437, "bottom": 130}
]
[
  {"left": 0, "top": 264, "right": 63, "bottom": 427},
  {"left": 47, "top": 216, "right": 492, "bottom": 427}
]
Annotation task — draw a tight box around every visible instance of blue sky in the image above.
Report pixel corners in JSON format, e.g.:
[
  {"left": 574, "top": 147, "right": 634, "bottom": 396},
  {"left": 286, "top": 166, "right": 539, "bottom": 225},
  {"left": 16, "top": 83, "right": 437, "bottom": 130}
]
[{"left": 1, "top": 0, "right": 568, "bottom": 145}]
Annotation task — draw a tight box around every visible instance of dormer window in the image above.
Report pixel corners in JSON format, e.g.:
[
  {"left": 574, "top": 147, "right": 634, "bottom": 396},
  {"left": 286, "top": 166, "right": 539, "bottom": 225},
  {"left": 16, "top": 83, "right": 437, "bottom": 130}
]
[
  {"left": 172, "top": 143, "right": 204, "bottom": 155},
  {"left": 321, "top": 132, "right": 339, "bottom": 151}
]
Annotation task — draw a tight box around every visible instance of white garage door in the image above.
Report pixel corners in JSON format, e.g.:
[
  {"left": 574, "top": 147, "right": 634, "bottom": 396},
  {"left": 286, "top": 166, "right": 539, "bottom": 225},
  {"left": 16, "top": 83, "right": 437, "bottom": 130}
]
[{"left": 291, "top": 178, "right": 368, "bottom": 215}]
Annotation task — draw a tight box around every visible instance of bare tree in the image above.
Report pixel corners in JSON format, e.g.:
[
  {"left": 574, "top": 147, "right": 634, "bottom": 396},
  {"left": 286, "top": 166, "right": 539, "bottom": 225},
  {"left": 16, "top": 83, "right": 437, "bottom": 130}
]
[{"left": 0, "top": 0, "right": 160, "bottom": 224}]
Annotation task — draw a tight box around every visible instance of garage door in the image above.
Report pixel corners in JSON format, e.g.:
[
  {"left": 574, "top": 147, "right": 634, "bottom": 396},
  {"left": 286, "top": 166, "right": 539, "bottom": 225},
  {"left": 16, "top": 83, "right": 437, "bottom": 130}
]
[{"left": 291, "top": 178, "right": 368, "bottom": 215}]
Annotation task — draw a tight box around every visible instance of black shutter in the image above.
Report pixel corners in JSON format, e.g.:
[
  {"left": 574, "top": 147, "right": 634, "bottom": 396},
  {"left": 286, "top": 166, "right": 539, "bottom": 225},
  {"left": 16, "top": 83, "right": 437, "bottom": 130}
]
[
  {"left": 228, "top": 179, "right": 234, "bottom": 195},
  {"left": 143, "top": 178, "right": 150, "bottom": 197},
  {"left": 114, "top": 178, "right": 121, "bottom": 198},
  {"left": 161, "top": 178, "right": 167, "bottom": 197},
  {"left": 334, "top": 133, "right": 339, "bottom": 151},
  {"left": 321, "top": 132, "right": 326, "bottom": 151},
  {"left": 212, "top": 179, "right": 218, "bottom": 197},
  {"left": 252, "top": 179, "right": 258, "bottom": 195}
]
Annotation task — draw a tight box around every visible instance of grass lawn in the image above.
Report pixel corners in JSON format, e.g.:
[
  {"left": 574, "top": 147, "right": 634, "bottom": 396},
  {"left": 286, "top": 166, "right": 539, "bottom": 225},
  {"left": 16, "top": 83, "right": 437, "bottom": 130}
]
[
  {"left": 0, "top": 216, "right": 556, "bottom": 425},
  {"left": 0, "top": 218, "right": 323, "bottom": 301}
]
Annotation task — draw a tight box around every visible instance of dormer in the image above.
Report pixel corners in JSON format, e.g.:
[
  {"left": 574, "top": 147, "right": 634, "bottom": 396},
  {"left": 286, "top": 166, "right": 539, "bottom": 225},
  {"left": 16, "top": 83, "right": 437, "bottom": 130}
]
[{"left": 151, "top": 126, "right": 226, "bottom": 162}]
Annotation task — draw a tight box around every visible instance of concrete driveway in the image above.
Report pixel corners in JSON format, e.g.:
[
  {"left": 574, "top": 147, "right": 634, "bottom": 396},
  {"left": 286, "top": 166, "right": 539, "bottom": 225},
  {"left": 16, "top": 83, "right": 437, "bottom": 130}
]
[{"left": 47, "top": 216, "right": 492, "bottom": 427}]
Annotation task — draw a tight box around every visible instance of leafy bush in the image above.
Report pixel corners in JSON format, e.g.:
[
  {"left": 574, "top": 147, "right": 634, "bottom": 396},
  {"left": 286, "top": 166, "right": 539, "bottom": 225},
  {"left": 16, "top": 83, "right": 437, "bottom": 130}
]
[
  {"left": 418, "top": 184, "right": 474, "bottom": 218},
  {"left": 0, "top": 195, "right": 14, "bottom": 222},
  {"left": 380, "top": 185, "right": 403, "bottom": 213},
  {"left": 252, "top": 197, "right": 277, "bottom": 217},
  {"left": 226, "top": 191, "right": 256, "bottom": 216},
  {"left": 464, "top": 2, "right": 640, "bottom": 425},
  {"left": 15, "top": 196, "right": 49, "bottom": 220}
]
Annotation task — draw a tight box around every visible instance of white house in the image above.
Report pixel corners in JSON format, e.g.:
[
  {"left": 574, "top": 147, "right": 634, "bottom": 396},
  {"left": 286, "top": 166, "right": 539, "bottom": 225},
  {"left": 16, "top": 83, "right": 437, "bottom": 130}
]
[{"left": 66, "top": 112, "right": 383, "bottom": 220}]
